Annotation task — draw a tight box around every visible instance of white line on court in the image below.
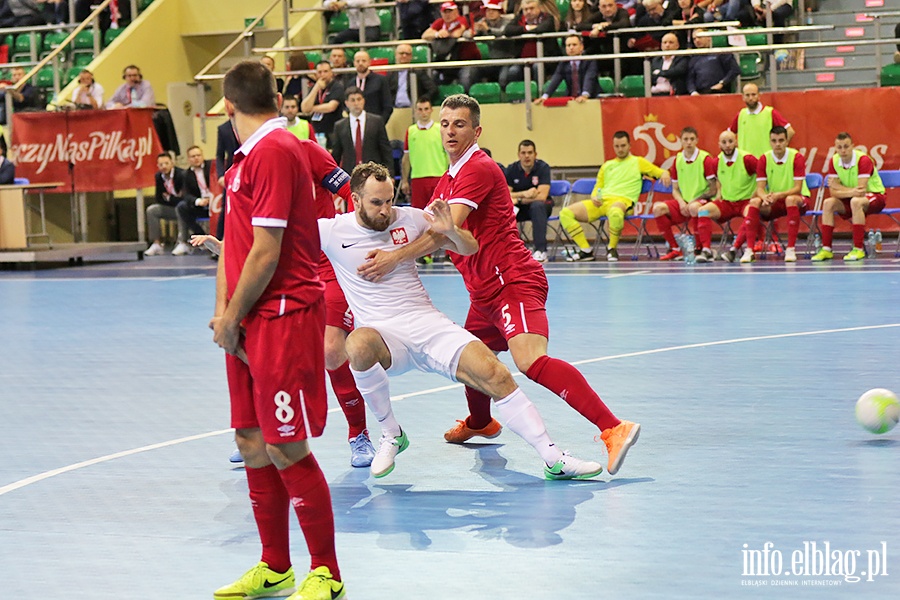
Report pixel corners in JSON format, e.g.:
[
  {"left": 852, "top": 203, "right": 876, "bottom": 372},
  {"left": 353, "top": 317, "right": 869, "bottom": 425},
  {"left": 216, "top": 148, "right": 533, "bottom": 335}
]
[
  {"left": 2, "top": 322, "right": 898, "bottom": 497},
  {"left": 603, "top": 270, "right": 651, "bottom": 279}
]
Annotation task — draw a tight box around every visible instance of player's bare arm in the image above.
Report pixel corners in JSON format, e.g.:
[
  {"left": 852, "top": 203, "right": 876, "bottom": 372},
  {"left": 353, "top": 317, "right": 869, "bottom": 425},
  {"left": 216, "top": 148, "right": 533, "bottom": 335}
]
[
  {"left": 211, "top": 226, "right": 283, "bottom": 355},
  {"left": 425, "top": 199, "right": 478, "bottom": 255},
  {"left": 658, "top": 170, "right": 672, "bottom": 187}
]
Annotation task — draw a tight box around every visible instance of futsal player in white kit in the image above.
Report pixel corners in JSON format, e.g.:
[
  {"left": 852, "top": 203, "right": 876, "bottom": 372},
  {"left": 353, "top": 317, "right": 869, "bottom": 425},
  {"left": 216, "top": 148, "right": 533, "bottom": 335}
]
[{"left": 319, "top": 162, "right": 604, "bottom": 480}]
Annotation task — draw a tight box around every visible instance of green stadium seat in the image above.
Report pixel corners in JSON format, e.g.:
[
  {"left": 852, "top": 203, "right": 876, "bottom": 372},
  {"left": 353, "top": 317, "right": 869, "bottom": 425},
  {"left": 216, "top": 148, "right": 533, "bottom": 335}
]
[
  {"left": 104, "top": 27, "right": 126, "bottom": 47},
  {"left": 711, "top": 33, "right": 729, "bottom": 48},
  {"left": 0, "top": 70, "right": 9, "bottom": 82},
  {"left": 35, "top": 67, "right": 55, "bottom": 88},
  {"left": 556, "top": 0, "right": 569, "bottom": 21},
  {"left": 72, "top": 30, "right": 95, "bottom": 51},
  {"left": 619, "top": 75, "right": 645, "bottom": 97},
  {"left": 469, "top": 82, "right": 502, "bottom": 104},
  {"left": 42, "top": 31, "right": 67, "bottom": 53},
  {"left": 305, "top": 51, "right": 321, "bottom": 69},
  {"left": 740, "top": 53, "right": 761, "bottom": 79},
  {"left": 476, "top": 42, "right": 490, "bottom": 59},
  {"left": 744, "top": 30, "right": 767, "bottom": 46},
  {"left": 327, "top": 12, "right": 349, "bottom": 35},
  {"left": 378, "top": 9, "right": 394, "bottom": 39},
  {"left": 881, "top": 64, "right": 900, "bottom": 87},
  {"left": 14, "top": 33, "right": 40, "bottom": 57},
  {"left": 504, "top": 80, "right": 538, "bottom": 102},
  {"left": 3, "top": 35, "right": 13, "bottom": 48},
  {"left": 138, "top": 0, "right": 155, "bottom": 10},
  {"left": 13, "top": 55, "right": 31, "bottom": 64},
  {"left": 73, "top": 53, "right": 93, "bottom": 68},
  {"left": 438, "top": 83, "right": 465, "bottom": 103},
  {"left": 65, "top": 66, "right": 81, "bottom": 85},
  {"left": 597, "top": 76, "right": 614, "bottom": 94},
  {"left": 411, "top": 45, "right": 428, "bottom": 64},
  {"left": 368, "top": 47, "right": 394, "bottom": 64}
]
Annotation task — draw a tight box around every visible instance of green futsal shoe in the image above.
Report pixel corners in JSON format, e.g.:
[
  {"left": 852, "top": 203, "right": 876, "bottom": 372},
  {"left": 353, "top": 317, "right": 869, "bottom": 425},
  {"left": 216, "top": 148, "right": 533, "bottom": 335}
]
[
  {"left": 843, "top": 248, "right": 866, "bottom": 261},
  {"left": 213, "top": 562, "right": 295, "bottom": 599},
  {"left": 544, "top": 451, "right": 604, "bottom": 480},
  {"left": 287, "top": 566, "right": 345, "bottom": 600},
  {"left": 811, "top": 248, "right": 833, "bottom": 262}
]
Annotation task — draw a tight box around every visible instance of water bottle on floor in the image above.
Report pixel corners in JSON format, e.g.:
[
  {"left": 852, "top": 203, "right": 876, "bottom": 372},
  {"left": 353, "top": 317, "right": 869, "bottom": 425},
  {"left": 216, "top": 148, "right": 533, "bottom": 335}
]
[
  {"left": 866, "top": 230, "right": 876, "bottom": 257},
  {"left": 875, "top": 229, "right": 883, "bottom": 252},
  {"left": 814, "top": 233, "right": 822, "bottom": 253}
]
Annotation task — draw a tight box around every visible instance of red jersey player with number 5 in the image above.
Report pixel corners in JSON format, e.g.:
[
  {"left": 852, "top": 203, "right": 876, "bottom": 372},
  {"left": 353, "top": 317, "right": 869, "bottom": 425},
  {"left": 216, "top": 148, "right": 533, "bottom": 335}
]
[{"left": 357, "top": 94, "right": 640, "bottom": 476}]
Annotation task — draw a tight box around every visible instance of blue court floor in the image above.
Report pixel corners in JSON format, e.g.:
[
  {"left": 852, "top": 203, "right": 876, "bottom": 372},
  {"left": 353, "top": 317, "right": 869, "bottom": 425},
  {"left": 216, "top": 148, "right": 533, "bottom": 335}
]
[{"left": 1, "top": 255, "right": 899, "bottom": 599}]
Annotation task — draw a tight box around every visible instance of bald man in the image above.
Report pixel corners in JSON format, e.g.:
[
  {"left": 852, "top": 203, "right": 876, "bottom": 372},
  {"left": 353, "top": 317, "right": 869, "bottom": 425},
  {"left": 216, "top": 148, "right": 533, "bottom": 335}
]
[
  {"left": 351, "top": 50, "right": 392, "bottom": 122},
  {"left": 728, "top": 83, "right": 794, "bottom": 158}
]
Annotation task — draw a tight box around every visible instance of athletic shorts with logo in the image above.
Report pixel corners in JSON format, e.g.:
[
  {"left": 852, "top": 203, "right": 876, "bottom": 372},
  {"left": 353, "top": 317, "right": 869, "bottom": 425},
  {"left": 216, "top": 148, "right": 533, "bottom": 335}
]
[
  {"left": 763, "top": 196, "right": 810, "bottom": 219},
  {"left": 464, "top": 279, "right": 550, "bottom": 353},
  {"left": 228, "top": 299, "right": 327, "bottom": 444},
  {"left": 840, "top": 193, "right": 886, "bottom": 216}
]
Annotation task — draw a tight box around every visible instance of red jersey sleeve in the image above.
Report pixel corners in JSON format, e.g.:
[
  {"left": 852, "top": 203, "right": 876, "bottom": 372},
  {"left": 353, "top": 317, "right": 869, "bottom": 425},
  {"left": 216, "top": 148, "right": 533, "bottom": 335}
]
[
  {"left": 756, "top": 154, "right": 767, "bottom": 179},
  {"left": 703, "top": 155, "right": 717, "bottom": 178},
  {"left": 857, "top": 155, "right": 875, "bottom": 177},
  {"left": 743, "top": 154, "right": 758, "bottom": 176},
  {"left": 826, "top": 159, "right": 837, "bottom": 176},
  {"left": 404, "top": 128, "right": 410, "bottom": 151},
  {"left": 249, "top": 146, "right": 294, "bottom": 226},
  {"left": 448, "top": 160, "right": 494, "bottom": 210},
  {"left": 771, "top": 108, "right": 789, "bottom": 128},
  {"left": 729, "top": 114, "right": 739, "bottom": 134},
  {"left": 669, "top": 164, "right": 678, "bottom": 181},
  {"left": 792, "top": 153, "right": 806, "bottom": 179}
]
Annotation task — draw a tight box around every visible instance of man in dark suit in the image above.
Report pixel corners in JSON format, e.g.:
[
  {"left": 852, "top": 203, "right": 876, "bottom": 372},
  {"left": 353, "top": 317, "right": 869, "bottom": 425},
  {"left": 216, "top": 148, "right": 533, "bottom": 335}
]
[
  {"left": 349, "top": 50, "right": 393, "bottom": 123},
  {"left": 650, "top": 33, "right": 689, "bottom": 96},
  {"left": 145, "top": 153, "right": 187, "bottom": 256},
  {"left": 331, "top": 87, "right": 394, "bottom": 176},
  {"left": 214, "top": 120, "right": 239, "bottom": 239},
  {"left": 175, "top": 145, "right": 213, "bottom": 254},
  {"left": 0, "top": 143, "right": 15, "bottom": 184},
  {"left": 388, "top": 43, "right": 437, "bottom": 109},
  {"left": 534, "top": 35, "right": 597, "bottom": 104}
]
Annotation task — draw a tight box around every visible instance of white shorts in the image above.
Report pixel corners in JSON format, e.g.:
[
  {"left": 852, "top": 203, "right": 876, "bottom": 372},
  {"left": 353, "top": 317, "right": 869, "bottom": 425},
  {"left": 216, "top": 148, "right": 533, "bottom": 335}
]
[{"left": 366, "top": 309, "right": 479, "bottom": 382}]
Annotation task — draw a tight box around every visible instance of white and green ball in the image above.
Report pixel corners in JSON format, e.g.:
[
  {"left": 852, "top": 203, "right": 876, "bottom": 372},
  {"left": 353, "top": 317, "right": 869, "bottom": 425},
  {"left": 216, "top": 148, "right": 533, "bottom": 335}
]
[{"left": 855, "top": 388, "right": 900, "bottom": 434}]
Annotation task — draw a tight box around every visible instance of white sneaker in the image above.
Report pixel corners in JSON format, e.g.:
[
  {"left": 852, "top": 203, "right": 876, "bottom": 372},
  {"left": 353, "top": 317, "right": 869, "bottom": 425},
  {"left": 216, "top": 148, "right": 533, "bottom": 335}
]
[
  {"left": 544, "top": 451, "right": 604, "bottom": 480},
  {"left": 145, "top": 242, "right": 164, "bottom": 256},
  {"left": 532, "top": 250, "right": 548, "bottom": 263},
  {"left": 370, "top": 430, "right": 409, "bottom": 478},
  {"left": 172, "top": 242, "right": 192, "bottom": 256},
  {"left": 740, "top": 248, "right": 755, "bottom": 264},
  {"left": 784, "top": 247, "right": 797, "bottom": 262}
]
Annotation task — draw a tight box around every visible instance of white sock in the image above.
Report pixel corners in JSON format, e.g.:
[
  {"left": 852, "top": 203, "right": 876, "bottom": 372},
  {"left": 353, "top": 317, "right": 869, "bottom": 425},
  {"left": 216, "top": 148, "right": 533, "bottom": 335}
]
[
  {"left": 350, "top": 363, "right": 401, "bottom": 437},
  {"left": 494, "top": 388, "right": 563, "bottom": 466}
]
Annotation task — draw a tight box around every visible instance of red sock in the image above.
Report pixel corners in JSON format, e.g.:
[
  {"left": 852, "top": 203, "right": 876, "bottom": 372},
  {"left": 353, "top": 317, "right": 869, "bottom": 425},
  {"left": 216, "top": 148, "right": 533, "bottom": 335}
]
[
  {"left": 327, "top": 362, "right": 367, "bottom": 438},
  {"left": 525, "top": 355, "right": 620, "bottom": 431},
  {"left": 689, "top": 217, "right": 699, "bottom": 247},
  {"left": 464, "top": 386, "right": 493, "bottom": 430},
  {"left": 655, "top": 213, "right": 677, "bottom": 249},
  {"left": 852, "top": 224, "right": 865, "bottom": 248},
  {"left": 697, "top": 216, "right": 713, "bottom": 249},
  {"left": 733, "top": 221, "right": 746, "bottom": 250},
  {"left": 786, "top": 205, "right": 800, "bottom": 247},
  {"left": 821, "top": 224, "right": 834, "bottom": 248},
  {"left": 279, "top": 454, "right": 340, "bottom": 581},
  {"left": 246, "top": 464, "right": 291, "bottom": 574},
  {"left": 744, "top": 206, "right": 761, "bottom": 247}
]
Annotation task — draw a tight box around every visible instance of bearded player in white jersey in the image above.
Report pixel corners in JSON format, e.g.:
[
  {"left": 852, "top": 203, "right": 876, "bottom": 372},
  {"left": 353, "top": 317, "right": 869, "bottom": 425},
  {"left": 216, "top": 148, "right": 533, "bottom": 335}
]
[{"left": 319, "top": 162, "right": 604, "bottom": 481}]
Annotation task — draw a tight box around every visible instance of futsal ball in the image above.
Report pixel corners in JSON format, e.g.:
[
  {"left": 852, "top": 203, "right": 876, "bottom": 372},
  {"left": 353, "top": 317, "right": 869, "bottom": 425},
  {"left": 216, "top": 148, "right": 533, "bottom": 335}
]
[{"left": 855, "top": 388, "right": 900, "bottom": 434}]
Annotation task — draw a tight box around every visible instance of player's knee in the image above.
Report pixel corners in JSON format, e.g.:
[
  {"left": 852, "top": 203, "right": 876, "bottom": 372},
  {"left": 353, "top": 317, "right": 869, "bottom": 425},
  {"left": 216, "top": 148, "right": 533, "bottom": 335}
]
[
  {"left": 823, "top": 197, "right": 838, "bottom": 212},
  {"left": 749, "top": 197, "right": 762, "bottom": 208},
  {"left": 478, "top": 358, "right": 515, "bottom": 397},
  {"left": 344, "top": 328, "right": 383, "bottom": 370},
  {"left": 265, "top": 440, "right": 310, "bottom": 470},
  {"left": 652, "top": 202, "right": 666, "bottom": 217},
  {"left": 324, "top": 343, "right": 347, "bottom": 371},
  {"left": 850, "top": 196, "right": 866, "bottom": 210},
  {"left": 235, "top": 429, "right": 268, "bottom": 467}
]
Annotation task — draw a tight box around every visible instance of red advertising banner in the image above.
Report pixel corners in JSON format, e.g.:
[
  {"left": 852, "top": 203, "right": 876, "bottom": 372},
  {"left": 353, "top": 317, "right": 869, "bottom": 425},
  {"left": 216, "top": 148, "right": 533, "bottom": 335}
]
[{"left": 10, "top": 108, "right": 163, "bottom": 193}]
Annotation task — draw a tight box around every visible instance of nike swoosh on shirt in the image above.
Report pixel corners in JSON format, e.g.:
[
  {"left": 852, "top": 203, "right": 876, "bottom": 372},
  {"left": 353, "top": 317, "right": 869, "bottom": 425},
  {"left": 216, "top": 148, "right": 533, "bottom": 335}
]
[{"left": 341, "top": 242, "right": 359, "bottom": 248}]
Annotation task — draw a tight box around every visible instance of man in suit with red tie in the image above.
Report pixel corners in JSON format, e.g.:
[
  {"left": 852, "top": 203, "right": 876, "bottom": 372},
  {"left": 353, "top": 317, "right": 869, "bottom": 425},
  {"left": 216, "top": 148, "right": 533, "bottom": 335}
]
[
  {"left": 175, "top": 145, "right": 213, "bottom": 255},
  {"left": 330, "top": 87, "right": 395, "bottom": 177},
  {"left": 534, "top": 35, "right": 597, "bottom": 105}
]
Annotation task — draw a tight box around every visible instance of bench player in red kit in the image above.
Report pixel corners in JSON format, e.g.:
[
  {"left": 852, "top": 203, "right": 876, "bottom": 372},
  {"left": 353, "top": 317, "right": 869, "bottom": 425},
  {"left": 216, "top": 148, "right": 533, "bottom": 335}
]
[
  {"left": 210, "top": 61, "right": 345, "bottom": 600},
  {"left": 357, "top": 94, "right": 640, "bottom": 476}
]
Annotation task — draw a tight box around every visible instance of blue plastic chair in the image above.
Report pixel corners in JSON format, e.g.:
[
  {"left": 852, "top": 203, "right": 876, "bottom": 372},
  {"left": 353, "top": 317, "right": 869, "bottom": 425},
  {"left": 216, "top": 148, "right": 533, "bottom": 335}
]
[
  {"left": 877, "top": 170, "right": 900, "bottom": 256},
  {"left": 545, "top": 180, "right": 571, "bottom": 261}
]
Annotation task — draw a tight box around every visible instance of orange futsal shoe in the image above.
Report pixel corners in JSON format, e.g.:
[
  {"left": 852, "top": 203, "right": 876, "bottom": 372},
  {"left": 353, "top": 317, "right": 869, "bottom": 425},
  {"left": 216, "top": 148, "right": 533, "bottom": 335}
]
[
  {"left": 600, "top": 420, "right": 641, "bottom": 475},
  {"left": 444, "top": 418, "right": 502, "bottom": 444}
]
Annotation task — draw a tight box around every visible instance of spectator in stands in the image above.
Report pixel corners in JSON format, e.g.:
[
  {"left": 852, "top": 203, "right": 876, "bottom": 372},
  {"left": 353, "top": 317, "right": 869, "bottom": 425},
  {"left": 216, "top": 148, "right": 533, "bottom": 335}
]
[
  {"left": 324, "top": 0, "right": 381, "bottom": 44},
  {"left": 535, "top": 34, "right": 597, "bottom": 103},
  {"left": 259, "top": 56, "right": 284, "bottom": 94},
  {"left": 751, "top": 0, "right": 793, "bottom": 43},
  {"left": 8, "top": 0, "right": 54, "bottom": 26},
  {"left": 650, "top": 33, "right": 688, "bottom": 95},
  {"left": 564, "top": 0, "right": 596, "bottom": 31},
  {"left": 145, "top": 152, "right": 187, "bottom": 257},
  {"left": 705, "top": 0, "right": 755, "bottom": 27},
  {"left": 106, "top": 65, "right": 155, "bottom": 108},
  {"left": 330, "top": 47, "right": 349, "bottom": 71},
  {"left": 401, "top": 96, "right": 448, "bottom": 209},
  {"left": 504, "top": 0, "right": 562, "bottom": 91},
  {"left": 0, "top": 66, "right": 38, "bottom": 124},
  {"left": 687, "top": 29, "right": 739, "bottom": 95},
  {"left": 628, "top": 0, "right": 667, "bottom": 52},
  {"left": 349, "top": 50, "right": 392, "bottom": 122},
  {"left": 301, "top": 61, "right": 345, "bottom": 149},
  {"left": 75, "top": 0, "right": 128, "bottom": 31},
  {"left": 175, "top": 145, "right": 212, "bottom": 255},
  {"left": 214, "top": 120, "right": 239, "bottom": 240},
  {"left": 71, "top": 69, "right": 104, "bottom": 109},
  {"left": 397, "top": 0, "right": 434, "bottom": 39},
  {"left": 390, "top": 43, "right": 437, "bottom": 109},
  {"left": 283, "top": 51, "right": 311, "bottom": 98},
  {"left": 664, "top": 0, "right": 704, "bottom": 49},
  {"left": 282, "top": 95, "right": 314, "bottom": 140},
  {"left": 507, "top": 139, "right": 553, "bottom": 262},
  {"left": 330, "top": 86, "right": 394, "bottom": 175},
  {"left": 423, "top": 2, "right": 479, "bottom": 88},
  {"left": 0, "top": 140, "right": 15, "bottom": 184},
  {"left": 587, "top": 0, "right": 631, "bottom": 73},
  {"left": 467, "top": 1, "right": 515, "bottom": 90}
]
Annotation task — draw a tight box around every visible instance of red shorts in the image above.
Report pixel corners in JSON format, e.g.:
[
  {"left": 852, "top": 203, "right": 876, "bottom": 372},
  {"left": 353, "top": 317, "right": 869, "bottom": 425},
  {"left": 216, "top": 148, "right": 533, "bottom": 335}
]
[
  {"left": 840, "top": 193, "right": 886, "bottom": 216},
  {"left": 324, "top": 278, "right": 353, "bottom": 332},
  {"left": 660, "top": 199, "right": 694, "bottom": 225},
  {"left": 227, "top": 300, "right": 327, "bottom": 444},
  {"left": 709, "top": 199, "right": 749, "bottom": 221},
  {"left": 465, "top": 280, "right": 550, "bottom": 353},
  {"left": 411, "top": 177, "right": 442, "bottom": 210},
  {"left": 763, "top": 197, "right": 809, "bottom": 220}
]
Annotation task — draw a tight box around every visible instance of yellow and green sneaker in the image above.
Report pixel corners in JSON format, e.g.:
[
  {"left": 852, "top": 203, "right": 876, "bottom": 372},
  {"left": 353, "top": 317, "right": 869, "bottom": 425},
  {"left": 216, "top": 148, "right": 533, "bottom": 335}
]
[
  {"left": 811, "top": 248, "right": 833, "bottom": 262},
  {"left": 843, "top": 247, "right": 866, "bottom": 262},
  {"left": 287, "top": 566, "right": 345, "bottom": 600},
  {"left": 213, "top": 562, "right": 295, "bottom": 599}
]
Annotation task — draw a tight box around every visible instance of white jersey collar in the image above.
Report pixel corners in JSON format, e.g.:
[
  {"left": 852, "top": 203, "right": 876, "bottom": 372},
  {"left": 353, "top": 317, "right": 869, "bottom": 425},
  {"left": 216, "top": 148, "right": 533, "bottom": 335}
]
[
  {"left": 448, "top": 142, "right": 480, "bottom": 178},
  {"left": 236, "top": 117, "right": 288, "bottom": 157}
]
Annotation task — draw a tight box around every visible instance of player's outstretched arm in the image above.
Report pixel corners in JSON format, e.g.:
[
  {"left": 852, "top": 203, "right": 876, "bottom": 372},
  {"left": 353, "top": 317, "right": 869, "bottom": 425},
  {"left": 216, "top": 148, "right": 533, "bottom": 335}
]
[
  {"left": 190, "top": 234, "right": 222, "bottom": 255},
  {"left": 425, "top": 199, "right": 478, "bottom": 256}
]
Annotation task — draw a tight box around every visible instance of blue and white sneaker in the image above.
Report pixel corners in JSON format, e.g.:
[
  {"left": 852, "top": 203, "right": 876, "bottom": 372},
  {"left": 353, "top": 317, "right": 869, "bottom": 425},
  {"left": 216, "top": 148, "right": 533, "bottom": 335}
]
[
  {"left": 349, "top": 431, "right": 376, "bottom": 468},
  {"left": 229, "top": 448, "right": 243, "bottom": 464}
]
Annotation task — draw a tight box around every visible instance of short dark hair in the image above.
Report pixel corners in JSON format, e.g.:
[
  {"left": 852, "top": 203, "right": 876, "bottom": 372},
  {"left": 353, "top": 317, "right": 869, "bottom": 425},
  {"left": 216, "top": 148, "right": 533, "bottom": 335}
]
[
  {"left": 770, "top": 126, "right": 788, "bottom": 137},
  {"left": 441, "top": 94, "right": 481, "bottom": 128},
  {"left": 518, "top": 139, "right": 536, "bottom": 152},
  {"left": 315, "top": 60, "right": 332, "bottom": 69},
  {"left": 157, "top": 152, "right": 172, "bottom": 160},
  {"left": 835, "top": 132, "right": 852, "bottom": 142},
  {"left": 415, "top": 96, "right": 432, "bottom": 106},
  {"left": 681, "top": 126, "right": 698, "bottom": 137},
  {"left": 566, "top": 34, "right": 583, "bottom": 45},
  {"left": 613, "top": 130, "right": 630, "bottom": 142},
  {"left": 350, "top": 162, "right": 391, "bottom": 196},
  {"left": 344, "top": 86, "right": 364, "bottom": 101},
  {"left": 282, "top": 95, "right": 299, "bottom": 106},
  {"left": 186, "top": 145, "right": 202, "bottom": 154},
  {"left": 223, "top": 60, "right": 277, "bottom": 116}
]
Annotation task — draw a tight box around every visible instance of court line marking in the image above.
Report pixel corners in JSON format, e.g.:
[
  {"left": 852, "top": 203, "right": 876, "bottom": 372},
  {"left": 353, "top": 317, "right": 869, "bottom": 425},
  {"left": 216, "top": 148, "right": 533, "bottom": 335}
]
[{"left": 2, "top": 322, "right": 898, "bottom": 498}]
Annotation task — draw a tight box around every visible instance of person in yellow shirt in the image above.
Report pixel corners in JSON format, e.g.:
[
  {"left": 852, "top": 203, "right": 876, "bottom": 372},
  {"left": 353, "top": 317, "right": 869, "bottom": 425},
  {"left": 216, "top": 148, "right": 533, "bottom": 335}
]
[{"left": 559, "top": 131, "right": 670, "bottom": 262}]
